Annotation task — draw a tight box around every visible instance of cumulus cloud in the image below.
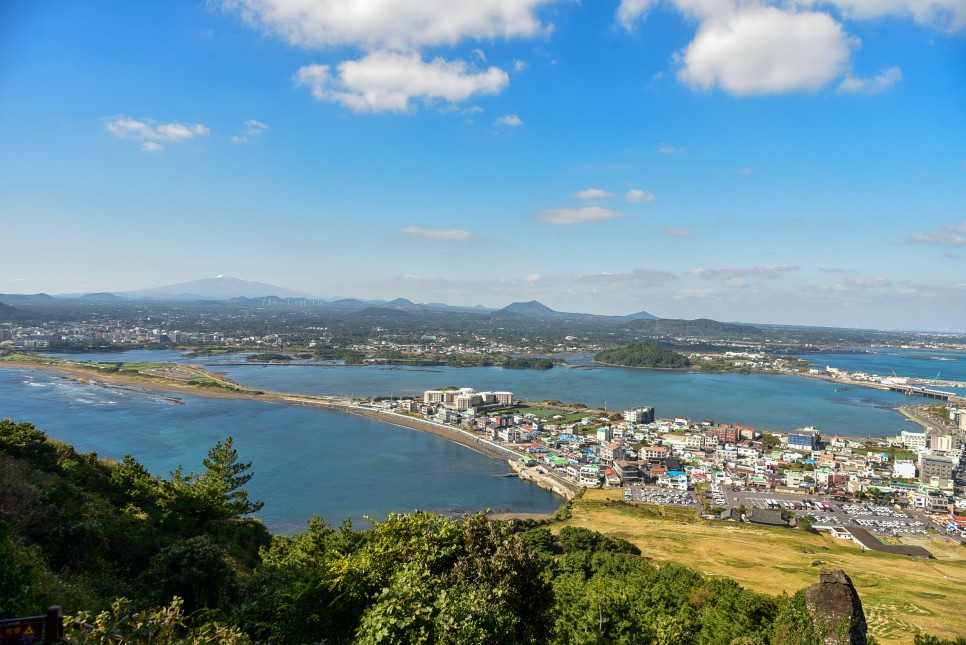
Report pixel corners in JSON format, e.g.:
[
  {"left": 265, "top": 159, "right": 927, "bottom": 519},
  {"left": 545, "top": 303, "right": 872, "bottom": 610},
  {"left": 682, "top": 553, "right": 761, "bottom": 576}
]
[
  {"left": 677, "top": 7, "right": 854, "bottom": 95},
  {"left": 539, "top": 206, "right": 623, "bottom": 225},
  {"left": 496, "top": 113, "right": 524, "bottom": 127},
  {"left": 573, "top": 188, "right": 614, "bottom": 199},
  {"left": 294, "top": 52, "right": 508, "bottom": 112},
  {"left": 690, "top": 265, "right": 799, "bottom": 279},
  {"left": 106, "top": 117, "right": 209, "bottom": 146},
  {"left": 837, "top": 66, "right": 903, "bottom": 94},
  {"left": 219, "top": 0, "right": 556, "bottom": 50},
  {"left": 798, "top": 0, "right": 966, "bottom": 32},
  {"left": 655, "top": 143, "right": 682, "bottom": 155},
  {"left": 906, "top": 221, "right": 966, "bottom": 247},
  {"left": 625, "top": 189, "right": 655, "bottom": 202},
  {"left": 617, "top": 0, "right": 658, "bottom": 28},
  {"left": 662, "top": 227, "right": 692, "bottom": 236},
  {"left": 401, "top": 226, "right": 474, "bottom": 241},
  {"left": 525, "top": 273, "right": 542, "bottom": 283},
  {"left": 141, "top": 142, "right": 165, "bottom": 152}
]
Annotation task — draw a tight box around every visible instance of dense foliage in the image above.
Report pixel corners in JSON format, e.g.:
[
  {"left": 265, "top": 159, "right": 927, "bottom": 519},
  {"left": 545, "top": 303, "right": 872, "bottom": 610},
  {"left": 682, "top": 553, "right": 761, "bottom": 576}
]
[
  {"left": 595, "top": 342, "right": 692, "bottom": 369},
  {"left": 2, "top": 418, "right": 932, "bottom": 644}
]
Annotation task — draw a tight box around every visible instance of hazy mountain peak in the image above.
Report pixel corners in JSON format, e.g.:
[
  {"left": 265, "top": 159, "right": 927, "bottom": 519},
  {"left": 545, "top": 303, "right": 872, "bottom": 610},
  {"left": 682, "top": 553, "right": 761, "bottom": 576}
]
[
  {"left": 122, "top": 276, "right": 313, "bottom": 300},
  {"left": 500, "top": 300, "right": 558, "bottom": 316}
]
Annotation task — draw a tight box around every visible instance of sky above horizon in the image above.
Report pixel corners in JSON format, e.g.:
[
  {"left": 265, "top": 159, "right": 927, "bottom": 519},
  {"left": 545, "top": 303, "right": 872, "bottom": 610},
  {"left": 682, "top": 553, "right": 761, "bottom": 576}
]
[{"left": 1, "top": 1, "right": 964, "bottom": 330}]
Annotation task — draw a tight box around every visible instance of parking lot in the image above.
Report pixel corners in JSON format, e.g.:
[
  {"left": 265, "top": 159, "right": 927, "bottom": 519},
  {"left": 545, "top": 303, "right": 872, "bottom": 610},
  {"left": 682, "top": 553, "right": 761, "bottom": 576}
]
[
  {"left": 730, "top": 491, "right": 928, "bottom": 536},
  {"left": 624, "top": 484, "right": 695, "bottom": 507}
]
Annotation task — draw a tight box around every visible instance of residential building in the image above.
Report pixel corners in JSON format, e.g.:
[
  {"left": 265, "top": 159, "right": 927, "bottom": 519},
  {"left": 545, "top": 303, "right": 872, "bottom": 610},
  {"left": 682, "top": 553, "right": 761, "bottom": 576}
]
[{"left": 624, "top": 406, "right": 655, "bottom": 424}]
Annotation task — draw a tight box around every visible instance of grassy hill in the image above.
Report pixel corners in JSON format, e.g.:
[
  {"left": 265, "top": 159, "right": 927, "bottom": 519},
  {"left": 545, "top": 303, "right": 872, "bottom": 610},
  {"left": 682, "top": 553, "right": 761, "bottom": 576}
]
[{"left": 562, "top": 489, "right": 966, "bottom": 645}]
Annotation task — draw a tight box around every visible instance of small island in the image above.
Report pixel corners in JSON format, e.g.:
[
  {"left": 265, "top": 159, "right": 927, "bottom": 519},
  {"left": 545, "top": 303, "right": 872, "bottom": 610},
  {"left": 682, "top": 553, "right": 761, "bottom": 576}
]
[{"left": 594, "top": 342, "right": 692, "bottom": 369}]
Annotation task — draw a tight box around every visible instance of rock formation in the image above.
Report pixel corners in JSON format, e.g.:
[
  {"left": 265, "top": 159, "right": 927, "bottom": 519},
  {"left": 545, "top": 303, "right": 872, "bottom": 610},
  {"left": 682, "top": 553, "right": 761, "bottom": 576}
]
[{"left": 804, "top": 569, "right": 868, "bottom": 645}]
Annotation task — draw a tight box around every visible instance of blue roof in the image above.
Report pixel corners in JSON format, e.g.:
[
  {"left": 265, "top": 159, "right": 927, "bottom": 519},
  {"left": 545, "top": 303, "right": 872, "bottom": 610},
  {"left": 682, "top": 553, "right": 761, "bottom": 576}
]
[{"left": 667, "top": 471, "right": 686, "bottom": 477}]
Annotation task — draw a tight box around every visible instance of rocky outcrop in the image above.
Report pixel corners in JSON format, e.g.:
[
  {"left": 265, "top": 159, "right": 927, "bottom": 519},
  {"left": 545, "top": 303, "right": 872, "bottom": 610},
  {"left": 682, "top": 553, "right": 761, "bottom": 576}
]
[{"left": 804, "top": 569, "right": 868, "bottom": 645}]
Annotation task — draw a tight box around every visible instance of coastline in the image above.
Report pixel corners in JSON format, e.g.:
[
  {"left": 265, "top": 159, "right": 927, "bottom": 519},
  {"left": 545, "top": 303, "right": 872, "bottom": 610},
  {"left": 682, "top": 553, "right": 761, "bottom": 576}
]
[{"left": 0, "top": 359, "right": 573, "bottom": 503}]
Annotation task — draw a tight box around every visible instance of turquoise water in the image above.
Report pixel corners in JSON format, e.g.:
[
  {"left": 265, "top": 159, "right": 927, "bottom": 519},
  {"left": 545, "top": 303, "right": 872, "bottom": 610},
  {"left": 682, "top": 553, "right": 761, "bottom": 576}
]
[
  {"left": 15, "top": 346, "right": 963, "bottom": 532},
  {"left": 0, "top": 368, "right": 561, "bottom": 534},
  {"left": 42, "top": 348, "right": 943, "bottom": 436}
]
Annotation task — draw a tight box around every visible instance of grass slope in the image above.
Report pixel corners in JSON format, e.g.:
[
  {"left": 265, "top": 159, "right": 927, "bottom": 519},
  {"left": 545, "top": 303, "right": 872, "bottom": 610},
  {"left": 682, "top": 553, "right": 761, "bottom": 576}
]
[{"left": 561, "top": 489, "right": 966, "bottom": 644}]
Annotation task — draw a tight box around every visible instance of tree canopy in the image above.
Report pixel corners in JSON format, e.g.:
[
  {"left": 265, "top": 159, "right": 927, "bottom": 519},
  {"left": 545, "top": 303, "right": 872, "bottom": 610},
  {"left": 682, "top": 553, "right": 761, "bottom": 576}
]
[{"left": 595, "top": 342, "right": 692, "bottom": 369}]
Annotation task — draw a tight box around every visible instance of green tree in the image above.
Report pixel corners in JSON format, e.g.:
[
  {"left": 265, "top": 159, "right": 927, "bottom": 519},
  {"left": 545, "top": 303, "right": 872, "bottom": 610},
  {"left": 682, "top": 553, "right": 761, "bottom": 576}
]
[{"left": 189, "top": 437, "right": 263, "bottom": 521}]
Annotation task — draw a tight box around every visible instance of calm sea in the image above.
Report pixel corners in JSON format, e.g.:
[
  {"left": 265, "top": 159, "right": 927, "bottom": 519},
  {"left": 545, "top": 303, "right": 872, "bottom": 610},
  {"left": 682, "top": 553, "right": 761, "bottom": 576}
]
[
  {"left": 10, "top": 346, "right": 961, "bottom": 532},
  {"left": 0, "top": 368, "right": 560, "bottom": 534}
]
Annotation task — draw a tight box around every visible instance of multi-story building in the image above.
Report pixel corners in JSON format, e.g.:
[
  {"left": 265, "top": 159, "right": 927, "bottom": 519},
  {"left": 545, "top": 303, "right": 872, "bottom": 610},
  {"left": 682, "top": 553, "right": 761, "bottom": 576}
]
[
  {"left": 920, "top": 454, "right": 954, "bottom": 483},
  {"left": 901, "top": 430, "right": 927, "bottom": 450},
  {"left": 787, "top": 428, "right": 821, "bottom": 452},
  {"left": 623, "top": 406, "right": 655, "bottom": 424}
]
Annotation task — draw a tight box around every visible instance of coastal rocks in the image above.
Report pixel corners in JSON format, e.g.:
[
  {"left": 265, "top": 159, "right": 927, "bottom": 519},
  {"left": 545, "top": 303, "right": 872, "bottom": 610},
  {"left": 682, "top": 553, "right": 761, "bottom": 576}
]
[{"left": 804, "top": 569, "right": 868, "bottom": 645}]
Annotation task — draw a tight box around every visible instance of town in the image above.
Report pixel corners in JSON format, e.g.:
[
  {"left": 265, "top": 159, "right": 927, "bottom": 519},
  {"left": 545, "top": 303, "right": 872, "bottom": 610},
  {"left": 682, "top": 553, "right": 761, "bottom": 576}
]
[{"left": 360, "top": 386, "right": 966, "bottom": 552}]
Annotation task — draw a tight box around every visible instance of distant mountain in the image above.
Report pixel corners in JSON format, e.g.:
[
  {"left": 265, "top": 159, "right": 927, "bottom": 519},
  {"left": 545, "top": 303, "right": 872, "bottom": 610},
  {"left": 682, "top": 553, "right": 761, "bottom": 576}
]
[
  {"left": 499, "top": 301, "right": 558, "bottom": 316},
  {"left": 627, "top": 318, "right": 762, "bottom": 338},
  {"left": 79, "top": 292, "right": 126, "bottom": 301},
  {"left": 423, "top": 302, "right": 496, "bottom": 313},
  {"left": 353, "top": 306, "right": 413, "bottom": 318},
  {"left": 383, "top": 298, "right": 426, "bottom": 312},
  {"left": 0, "top": 301, "right": 24, "bottom": 320},
  {"left": 0, "top": 293, "right": 56, "bottom": 303},
  {"left": 624, "top": 310, "right": 659, "bottom": 320},
  {"left": 330, "top": 298, "right": 371, "bottom": 311},
  {"left": 121, "top": 276, "right": 314, "bottom": 300}
]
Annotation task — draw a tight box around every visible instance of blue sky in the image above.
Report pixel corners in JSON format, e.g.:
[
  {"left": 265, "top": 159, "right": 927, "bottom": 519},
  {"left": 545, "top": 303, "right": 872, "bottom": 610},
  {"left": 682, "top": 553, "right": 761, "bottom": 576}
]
[{"left": 1, "top": 0, "right": 964, "bottom": 329}]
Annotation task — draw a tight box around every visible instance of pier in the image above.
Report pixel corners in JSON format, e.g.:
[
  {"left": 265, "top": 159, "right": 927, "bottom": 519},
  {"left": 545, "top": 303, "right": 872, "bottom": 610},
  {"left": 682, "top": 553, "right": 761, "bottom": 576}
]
[{"left": 887, "top": 384, "right": 957, "bottom": 401}]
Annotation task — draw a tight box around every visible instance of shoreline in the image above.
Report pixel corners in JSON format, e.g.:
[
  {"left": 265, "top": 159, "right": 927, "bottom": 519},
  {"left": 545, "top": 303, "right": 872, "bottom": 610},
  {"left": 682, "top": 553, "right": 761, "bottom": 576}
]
[{"left": 0, "top": 360, "right": 574, "bottom": 504}]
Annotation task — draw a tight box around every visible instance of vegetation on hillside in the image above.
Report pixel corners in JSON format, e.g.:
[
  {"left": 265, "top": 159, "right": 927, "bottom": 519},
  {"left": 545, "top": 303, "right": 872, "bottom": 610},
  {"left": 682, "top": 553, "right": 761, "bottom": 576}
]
[{"left": 595, "top": 342, "right": 692, "bottom": 369}]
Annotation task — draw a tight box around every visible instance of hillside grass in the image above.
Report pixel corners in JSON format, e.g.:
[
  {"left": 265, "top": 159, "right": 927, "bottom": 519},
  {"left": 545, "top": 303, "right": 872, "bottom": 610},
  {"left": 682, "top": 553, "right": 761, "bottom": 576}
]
[{"left": 561, "top": 489, "right": 966, "bottom": 645}]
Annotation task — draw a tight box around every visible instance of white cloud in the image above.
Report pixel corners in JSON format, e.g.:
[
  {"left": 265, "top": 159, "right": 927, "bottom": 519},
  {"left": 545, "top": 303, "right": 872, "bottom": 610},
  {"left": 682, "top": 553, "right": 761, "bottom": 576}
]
[
  {"left": 472, "top": 48, "right": 487, "bottom": 62},
  {"left": 539, "top": 206, "right": 623, "bottom": 225},
  {"left": 245, "top": 119, "right": 270, "bottom": 134},
  {"left": 232, "top": 119, "right": 270, "bottom": 143},
  {"left": 219, "top": 0, "right": 557, "bottom": 50},
  {"left": 837, "top": 66, "right": 903, "bottom": 94},
  {"left": 401, "top": 226, "right": 474, "bottom": 241},
  {"left": 574, "top": 269, "right": 677, "bottom": 287},
  {"left": 141, "top": 142, "right": 165, "bottom": 152},
  {"left": 573, "top": 188, "right": 614, "bottom": 199},
  {"left": 655, "top": 143, "right": 682, "bottom": 155},
  {"left": 106, "top": 117, "right": 209, "bottom": 143},
  {"left": 798, "top": 0, "right": 966, "bottom": 32},
  {"left": 512, "top": 59, "right": 528, "bottom": 73},
  {"left": 906, "top": 221, "right": 966, "bottom": 247},
  {"left": 662, "top": 227, "right": 692, "bottom": 236},
  {"left": 625, "top": 189, "right": 655, "bottom": 202},
  {"left": 294, "top": 52, "right": 509, "bottom": 112},
  {"left": 525, "top": 273, "right": 542, "bottom": 283},
  {"left": 617, "top": 0, "right": 659, "bottom": 29},
  {"left": 677, "top": 7, "right": 854, "bottom": 95},
  {"left": 690, "top": 264, "right": 800, "bottom": 279},
  {"left": 496, "top": 113, "right": 524, "bottom": 127}
]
